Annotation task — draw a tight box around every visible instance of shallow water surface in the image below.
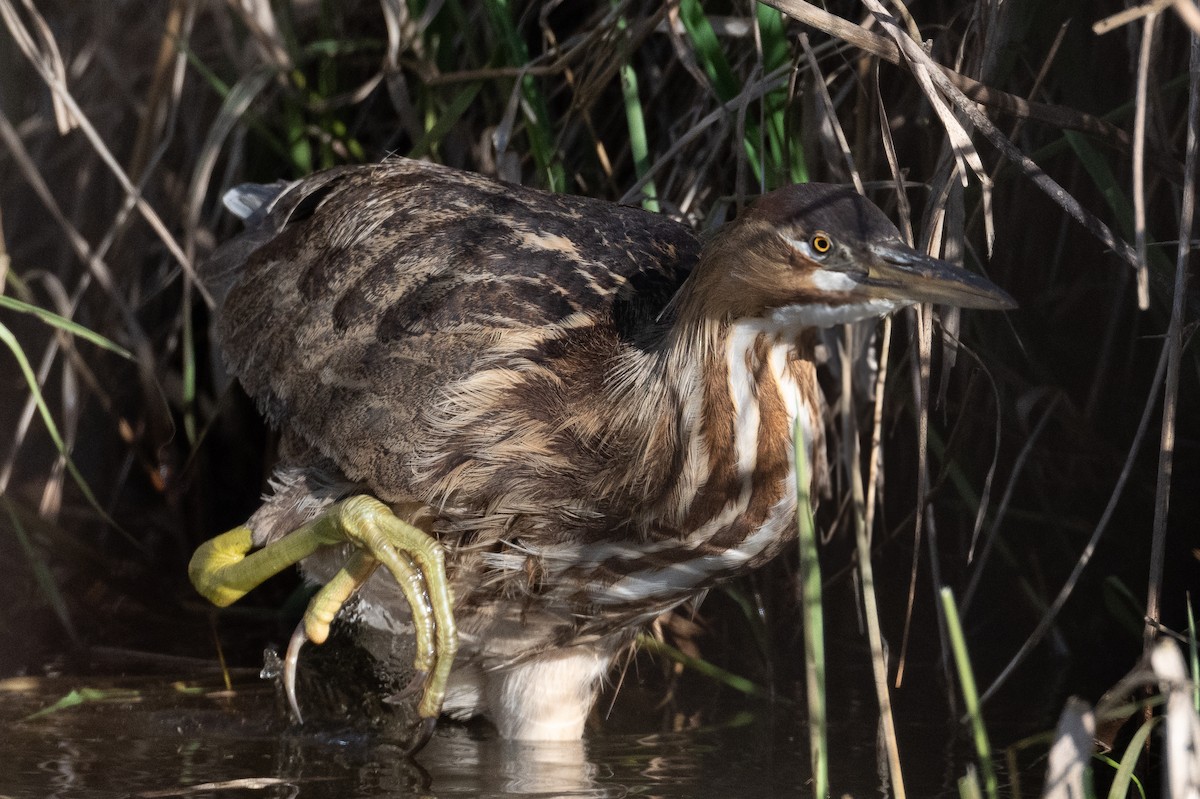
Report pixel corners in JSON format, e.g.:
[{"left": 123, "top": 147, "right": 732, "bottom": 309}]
[{"left": 0, "top": 667, "right": 1034, "bottom": 798}]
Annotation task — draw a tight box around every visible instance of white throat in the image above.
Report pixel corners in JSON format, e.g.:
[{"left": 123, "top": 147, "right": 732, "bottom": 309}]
[{"left": 767, "top": 297, "right": 905, "bottom": 330}]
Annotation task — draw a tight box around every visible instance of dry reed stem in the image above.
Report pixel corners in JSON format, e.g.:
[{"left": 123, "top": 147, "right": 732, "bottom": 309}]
[
  {"left": 767, "top": 0, "right": 1156, "bottom": 161},
  {"left": 1133, "top": 13, "right": 1158, "bottom": 309},
  {"left": 1094, "top": 0, "right": 1173, "bottom": 34},
  {"left": 1041, "top": 697, "right": 1095, "bottom": 799},
  {"left": 797, "top": 33, "right": 862, "bottom": 194},
  {"left": 127, "top": 0, "right": 189, "bottom": 186},
  {"left": 861, "top": 0, "right": 994, "bottom": 255},
  {"left": 1146, "top": 19, "right": 1200, "bottom": 651},
  {"left": 8, "top": 0, "right": 76, "bottom": 133},
  {"left": 0, "top": 0, "right": 203, "bottom": 302},
  {"left": 841, "top": 324, "right": 907, "bottom": 799},
  {"left": 1174, "top": 0, "right": 1200, "bottom": 35}
]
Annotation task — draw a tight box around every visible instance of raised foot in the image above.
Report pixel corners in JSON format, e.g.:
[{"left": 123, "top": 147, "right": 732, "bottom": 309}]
[{"left": 188, "top": 495, "right": 458, "bottom": 741}]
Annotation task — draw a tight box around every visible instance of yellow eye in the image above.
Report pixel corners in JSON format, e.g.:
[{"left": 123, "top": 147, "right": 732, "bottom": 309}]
[{"left": 810, "top": 232, "right": 832, "bottom": 255}]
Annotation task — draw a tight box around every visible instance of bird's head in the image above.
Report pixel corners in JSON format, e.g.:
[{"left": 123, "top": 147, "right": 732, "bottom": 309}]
[{"left": 682, "top": 183, "right": 1015, "bottom": 330}]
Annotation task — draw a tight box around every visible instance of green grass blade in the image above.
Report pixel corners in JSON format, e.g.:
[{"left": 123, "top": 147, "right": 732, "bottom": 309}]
[
  {"left": 718, "top": 584, "right": 774, "bottom": 677},
  {"left": 755, "top": 3, "right": 801, "bottom": 187},
  {"left": 0, "top": 321, "right": 136, "bottom": 548},
  {"left": 2, "top": 498, "right": 77, "bottom": 642},
  {"left": 409, "top": 82, "right": 483, "bottom": 158},
  {"left": 283, "top": 97, "right": 313, "bottom": 175},
  {"left": 677, "top": 0, "right": 739, "bottom": 99},
  {"left": 23, "top": 687, "right": 142, "bottom": 722},
  {"left": 175, "top": 43, "right": 297, "bottom": 167},
  {"left": 1103, "top": 718, "right": 1153, "bottom": 799},
  {"left": 794, "top": 418, "right": 828, "bottom": 799},
  {"left": 1063, "top": 130, "right": 1174, "bottom": 310},
  {"left": 756, "top": 3, "right": 789, "bottom": 74},
  {"left": 677, "top": 0, "right": 764, "bottom": 182},
  {"left": 0, "top": 294, "right": 132, "bottom": 359},
  {"left": 612, "top": 2, "right": 658, "bottom": 211},
  {"left": 182, "top": 288, "right": 197, "bottom": 446},
  {"left": 636, "top": 632, "right": 773, "bottom": 700},
  {"left": 1062, "top": 131, "right": 1135, "bottom": 239},
  {"left": 482, "top": 0, "right": 563, "bottom": 191},
  {"left": 940, "top": 587, "right": 998, "bottom": 799}
]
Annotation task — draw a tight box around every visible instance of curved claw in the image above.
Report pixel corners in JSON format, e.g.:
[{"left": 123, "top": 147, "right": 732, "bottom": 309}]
[
  {"left": 405, "top": 716, "right": 438, "bottom": 756},
  {"left": 284, "top": 621, "right": 308, "bottom": 723}
]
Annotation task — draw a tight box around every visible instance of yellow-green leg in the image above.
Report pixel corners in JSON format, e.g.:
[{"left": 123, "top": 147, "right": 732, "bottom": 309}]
[{"left": 189, "top": 495, "right": 458, "bottom": 749}]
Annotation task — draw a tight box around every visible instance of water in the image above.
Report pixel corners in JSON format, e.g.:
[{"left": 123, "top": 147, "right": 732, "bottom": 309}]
[{"left": 0, "top": 664, "right": 1036, "bottom": 798}]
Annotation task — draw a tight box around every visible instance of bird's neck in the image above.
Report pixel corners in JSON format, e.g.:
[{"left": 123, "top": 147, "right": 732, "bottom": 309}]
[
  {"left": 560, "top": 302, "right": 821, "bottom": 608},
  {"left": 606, "top": 277, "right": 823, "bottom": 534}
]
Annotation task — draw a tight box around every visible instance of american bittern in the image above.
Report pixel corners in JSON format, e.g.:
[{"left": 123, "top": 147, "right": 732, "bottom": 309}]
[{"left": 190, "top": 158, "right": 1013, "bottom": 750}]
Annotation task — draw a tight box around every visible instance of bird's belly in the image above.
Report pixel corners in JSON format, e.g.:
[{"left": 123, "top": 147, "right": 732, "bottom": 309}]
[
  {"left": 460, "top": 458, "right": 806, "bottom": 620},
  {"left": 575, "top": 479, "right": 800, "bottom": 611},
  {"left": 568, "top": 330, "right": 816, "bottom": 611}
]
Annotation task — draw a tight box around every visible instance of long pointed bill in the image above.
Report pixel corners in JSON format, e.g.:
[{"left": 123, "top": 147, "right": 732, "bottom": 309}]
[{"left": 863, "top": 241, "right": 1016, "bottom": 310}]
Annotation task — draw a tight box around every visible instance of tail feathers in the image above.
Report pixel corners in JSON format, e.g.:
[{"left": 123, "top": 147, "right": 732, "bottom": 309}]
[{"left": 222, "top": 180, "right": 293, "bottom": 227}]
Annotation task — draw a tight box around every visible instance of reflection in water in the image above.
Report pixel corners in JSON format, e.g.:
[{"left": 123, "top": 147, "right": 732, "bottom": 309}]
[
  {"left": 0, "top": 669, "right": 1042, "bottom": 798},
  {"left": 425, "top": 736, "right": 600, "bottom": 796}
]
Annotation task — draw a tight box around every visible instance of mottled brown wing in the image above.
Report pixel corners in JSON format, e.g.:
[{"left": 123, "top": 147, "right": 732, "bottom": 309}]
[{"left": 203, "top": 158, "right": 700, "bottom": 498}]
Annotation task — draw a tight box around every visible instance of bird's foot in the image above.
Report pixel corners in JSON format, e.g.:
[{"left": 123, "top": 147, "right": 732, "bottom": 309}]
[{"left": 188, "top": 495, "right": 457, "bottom": 745}]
